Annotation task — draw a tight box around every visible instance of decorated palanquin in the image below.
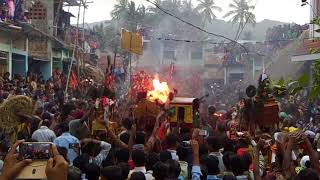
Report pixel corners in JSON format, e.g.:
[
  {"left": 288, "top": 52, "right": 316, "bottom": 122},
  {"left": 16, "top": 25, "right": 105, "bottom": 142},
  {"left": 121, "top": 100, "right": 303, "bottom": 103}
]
[
  {"left": 169, "top": 97, "right": 196, "bottom": 129},
  {"left": 133, "top": 99, "right": 160, "bottom": 131},
  {"left": 243, "top": 75, "right": 280, "bottom": 134},
  {"left": 255, "top": 75, "right": 280, "bottom": 129},
  {"left": 257, "top": 98, "right": 280, "bottom": 129},
  {"left": 131, "top": 71, "right": 153, "bottom": 98},
  {"left": 133, "top": 65, "right": 204, "bottom": 97}
]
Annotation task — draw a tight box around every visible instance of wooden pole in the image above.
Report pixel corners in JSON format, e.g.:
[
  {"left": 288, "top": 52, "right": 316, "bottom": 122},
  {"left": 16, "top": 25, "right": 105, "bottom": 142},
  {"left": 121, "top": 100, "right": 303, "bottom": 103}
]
[
  {"left": 64, "top": 1, "right": 81, "bottom": 101},
  {"left": 80, "top": 0, "right": 87, "bottom": 82},
  {"left": 54, "top": 0, "right": 64, "bottom": 36}
]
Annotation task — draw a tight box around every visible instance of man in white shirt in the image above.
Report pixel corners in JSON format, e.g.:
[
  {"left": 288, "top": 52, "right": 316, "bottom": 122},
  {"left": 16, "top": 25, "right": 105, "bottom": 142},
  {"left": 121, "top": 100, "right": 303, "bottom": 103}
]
[
  {"left": 32, "top": 119, "right": 56, "bottom": 142},
  {"left": 207, "top": 136, "right": 225, "bottom": 172},
  {"left": 80, "top": 138, "right": 111, "bottom": 167},
  {"left": 129, "top": 150, "right": 153, "bottom": 180}
]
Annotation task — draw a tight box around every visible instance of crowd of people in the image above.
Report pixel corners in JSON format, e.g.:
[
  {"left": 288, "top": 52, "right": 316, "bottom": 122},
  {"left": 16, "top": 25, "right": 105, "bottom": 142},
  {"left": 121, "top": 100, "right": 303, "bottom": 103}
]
[
  {"left": 0, "top": 69, "right": 319, "bottom": 180},
  {"left": 265, "top": 24, "right": 309, "bottom": 49}
]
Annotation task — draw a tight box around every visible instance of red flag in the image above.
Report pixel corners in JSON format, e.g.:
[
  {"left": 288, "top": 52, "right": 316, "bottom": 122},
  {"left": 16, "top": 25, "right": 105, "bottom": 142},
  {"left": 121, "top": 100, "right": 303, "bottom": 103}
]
[{"left": 69, "top": 71, "right": 78, "bottom": 90}]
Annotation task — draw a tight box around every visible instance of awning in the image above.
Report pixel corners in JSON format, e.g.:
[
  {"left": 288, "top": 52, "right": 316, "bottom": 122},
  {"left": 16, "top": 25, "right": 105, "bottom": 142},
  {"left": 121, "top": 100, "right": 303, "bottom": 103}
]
[
  {"left": 30, "top": 57, "right": 50, "bottom": 62},
  {"left": 291, "top": 53, "right": 320, "bottom": 62}
]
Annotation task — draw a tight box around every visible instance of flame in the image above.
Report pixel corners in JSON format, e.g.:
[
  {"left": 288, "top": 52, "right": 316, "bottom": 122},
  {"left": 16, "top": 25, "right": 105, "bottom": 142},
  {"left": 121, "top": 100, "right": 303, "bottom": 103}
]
[{"left": 147, "top": 76, "right": 170, "bottom": 104}]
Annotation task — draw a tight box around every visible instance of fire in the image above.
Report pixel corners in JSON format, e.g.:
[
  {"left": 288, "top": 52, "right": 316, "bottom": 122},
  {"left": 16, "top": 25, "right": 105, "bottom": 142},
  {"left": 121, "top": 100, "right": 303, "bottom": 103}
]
[{"left": 147, "top": 76, "right": 170, "bottom": 104}]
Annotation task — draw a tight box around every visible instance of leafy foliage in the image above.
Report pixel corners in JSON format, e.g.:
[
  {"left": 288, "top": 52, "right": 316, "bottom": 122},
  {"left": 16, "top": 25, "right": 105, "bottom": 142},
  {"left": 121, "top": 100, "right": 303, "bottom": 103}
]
[
  {"left": 270, "top": 73, "right": 309, "bottom": 98},
  {"left": 311, "top": 16, "right": 320, "bottom": 33},
  {"left": 310, "top": 60, "right": 320, "bottom": 100},
  {"left": 224, "top": 0, "right": 256, "bottom": 39},
  {"left": 195, "top": 0, "right": 222, "bottom": 28}
]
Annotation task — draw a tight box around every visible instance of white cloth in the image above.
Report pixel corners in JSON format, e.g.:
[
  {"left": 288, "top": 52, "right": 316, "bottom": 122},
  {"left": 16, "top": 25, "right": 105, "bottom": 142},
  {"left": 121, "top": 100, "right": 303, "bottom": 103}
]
[
  {"left": 300, "top": 155, "right": 310, "bottom": 168},
  {"left": 129, "top": 166, "right": 153, "bottom": 180},
  {"left": 32, "top": 126, "right": 56, "bottom": 142},
  {"left": 167, "top": 149, "right": 179, "bottom": 161},
  {"left": 90, "top": 141, "right": 111, "bottom": 167},
  {"left": 236, "top": 175, "right": 249, "bottom": 180},
  {"left": 209, "top": 152, "right": 225, "bottom": 172},
  {"left": 0, "top": 159, "right": 3, "bottom": 175}
]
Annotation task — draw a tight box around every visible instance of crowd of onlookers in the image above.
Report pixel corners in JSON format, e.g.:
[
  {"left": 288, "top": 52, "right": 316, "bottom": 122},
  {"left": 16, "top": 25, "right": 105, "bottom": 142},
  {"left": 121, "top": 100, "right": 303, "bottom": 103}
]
[
  {"left": 0, "top": 69, "right": 319, "bottom": 180},
  {"left": 265, "top": 24, "right": 309, "bottom": 49},
  {"left": 0, "top": 0, "right": 27, "bottom": 23}
]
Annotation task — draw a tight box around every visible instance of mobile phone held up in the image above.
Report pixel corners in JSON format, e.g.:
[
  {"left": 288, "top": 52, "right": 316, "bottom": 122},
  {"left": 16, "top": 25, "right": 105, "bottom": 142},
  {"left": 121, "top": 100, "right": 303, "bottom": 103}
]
[
  {"left": 236, "top": 132, "right": 244, "bottom": 137},
  {"left": 199, "top": 130, "right": 208, "bottom": 137},
  {"left": 19, "top": 142, "right": 52, "bottom": 160}
]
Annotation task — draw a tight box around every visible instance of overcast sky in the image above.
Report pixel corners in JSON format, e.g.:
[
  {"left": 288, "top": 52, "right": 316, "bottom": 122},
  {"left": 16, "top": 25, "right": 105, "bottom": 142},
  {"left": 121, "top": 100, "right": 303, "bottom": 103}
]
[{"left": 67, "top": 0, "right": 311, "bottom": 25}]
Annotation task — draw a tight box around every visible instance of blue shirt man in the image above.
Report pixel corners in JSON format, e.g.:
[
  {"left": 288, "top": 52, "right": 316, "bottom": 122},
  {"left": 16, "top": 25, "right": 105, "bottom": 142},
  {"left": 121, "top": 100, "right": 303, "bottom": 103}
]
[{"left": 54, "top": 121, "right": 80, "bottom": 164}]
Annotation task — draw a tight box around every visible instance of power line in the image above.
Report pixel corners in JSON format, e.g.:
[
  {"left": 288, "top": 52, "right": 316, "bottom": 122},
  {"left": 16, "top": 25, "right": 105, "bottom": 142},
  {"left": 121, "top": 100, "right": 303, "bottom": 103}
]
[
  {"left": 154, "top": 36, "right": 298, "bottom": 44},
  {"left": 144, "top": 0, "right": 255, "bottom": 55}
]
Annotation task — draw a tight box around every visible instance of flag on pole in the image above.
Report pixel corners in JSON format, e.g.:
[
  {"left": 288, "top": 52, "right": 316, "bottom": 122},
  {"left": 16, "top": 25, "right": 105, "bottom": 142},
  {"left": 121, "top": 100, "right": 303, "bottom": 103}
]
[
  {"left": 261, "top": 59, "right": 268, "bottom": 81},
  {"left": 169, "top": 63, "right": 174, "bottom": 79},
  {"left": 69, "top": 70, "right": 78, "bottom": 90}
]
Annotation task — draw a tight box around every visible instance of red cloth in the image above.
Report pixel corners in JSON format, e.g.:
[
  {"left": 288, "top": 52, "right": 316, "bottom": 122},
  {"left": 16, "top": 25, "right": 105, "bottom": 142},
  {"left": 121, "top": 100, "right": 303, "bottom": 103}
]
[
  {"left": 157, "top": 121, "right": 169, "bottom": 141},
  {"left": 104, "top": 74, "right": 115, "bottom": 90},
  {"left": 128, "top": 159, "right": 135, "bottom": 170},
  {"left": 237, "top": 148, "right": 247, "bottom": 157},
  {"left": 69, "top": 71, "right": 78, "bottom": 90}
]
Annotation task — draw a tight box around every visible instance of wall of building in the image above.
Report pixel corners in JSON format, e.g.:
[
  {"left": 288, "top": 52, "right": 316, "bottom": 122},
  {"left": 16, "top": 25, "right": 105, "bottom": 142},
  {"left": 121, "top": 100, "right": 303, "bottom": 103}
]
[{"left": 0, "top": 30, "right": 28, "bottom": 77}]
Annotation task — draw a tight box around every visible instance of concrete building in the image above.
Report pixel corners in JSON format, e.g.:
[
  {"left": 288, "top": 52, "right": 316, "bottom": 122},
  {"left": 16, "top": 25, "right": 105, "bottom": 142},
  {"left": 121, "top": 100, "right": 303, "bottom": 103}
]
[
  {"left": 291, "top": 0, "right": 320, "bottom": 91},
  {"left": 203, "top": 42, "right": 264, "bottom": 86},
  {"left": 0, "top": 24, "right": 28, "bottom": 77},
  {"left": 292, "top": 0, "right": 320, "bottom": 62},
  {"left": 0, "top": 0, "right": 86, "bottom": 79}
]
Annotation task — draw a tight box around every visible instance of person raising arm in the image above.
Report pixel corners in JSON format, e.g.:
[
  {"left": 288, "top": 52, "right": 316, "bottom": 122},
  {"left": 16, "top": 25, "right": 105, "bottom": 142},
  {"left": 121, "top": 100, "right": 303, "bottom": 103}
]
[{"left": 0, "top": 141, "right": 68, "bottom": 180}]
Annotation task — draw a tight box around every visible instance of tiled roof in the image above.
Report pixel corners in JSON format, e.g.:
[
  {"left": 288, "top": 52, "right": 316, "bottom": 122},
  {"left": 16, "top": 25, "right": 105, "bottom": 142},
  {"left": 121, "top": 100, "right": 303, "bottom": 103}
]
[{"left": 293, "top": 39, "right": 320, "bottom": 56}]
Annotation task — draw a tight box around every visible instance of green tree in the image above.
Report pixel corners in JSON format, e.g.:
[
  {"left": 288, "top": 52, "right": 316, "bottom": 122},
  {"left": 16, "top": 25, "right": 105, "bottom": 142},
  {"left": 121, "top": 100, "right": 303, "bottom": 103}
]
[
  {"left": 195, "top": 0, "right": 222, "bottom": 28},
  {"left": 224, "top": 0, "right": 256, "bottom": 40},
  {"left": 127, "top": 1, "right": 146, "bottom": 31},
  {"left": 111, "top": 0, "right": 129, "bottom": 21},
  {"left": 111, "top": 0, "right": 146, "bottom": 31}
]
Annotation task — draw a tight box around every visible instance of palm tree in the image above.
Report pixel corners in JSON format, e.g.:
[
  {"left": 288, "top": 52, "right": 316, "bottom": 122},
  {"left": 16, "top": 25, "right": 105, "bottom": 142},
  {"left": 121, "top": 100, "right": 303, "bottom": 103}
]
[
  {"left": 147, "top": 0, "right": 162, "bottom": 14},
  {"left": 111, "top": 0, "right": 129, "bottom": 20},
  {"left": 224, "top": 0, "right": 256, "bottom": 40},
  {"left": 196, "top": 0, "right": 222, "bottom": 28},
  {"left": 127, "top": 1, "right": 146, "bottom": 31}
]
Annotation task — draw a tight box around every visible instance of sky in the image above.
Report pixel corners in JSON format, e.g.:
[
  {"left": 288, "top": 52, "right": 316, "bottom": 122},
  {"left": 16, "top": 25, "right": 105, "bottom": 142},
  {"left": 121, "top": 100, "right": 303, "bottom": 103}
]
[{"left": 67, "top": 0, "right": 311, "bottom": 25}]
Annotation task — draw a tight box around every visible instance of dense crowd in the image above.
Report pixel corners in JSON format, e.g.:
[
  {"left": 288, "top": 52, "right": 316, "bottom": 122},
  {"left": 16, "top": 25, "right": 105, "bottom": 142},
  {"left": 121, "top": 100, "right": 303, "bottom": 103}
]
[
  {"left": 265, "top": 24, "right": 309, "bottom": 49},
  {"left": 0, "top": 70, "right": 319, "bottom": 180}
]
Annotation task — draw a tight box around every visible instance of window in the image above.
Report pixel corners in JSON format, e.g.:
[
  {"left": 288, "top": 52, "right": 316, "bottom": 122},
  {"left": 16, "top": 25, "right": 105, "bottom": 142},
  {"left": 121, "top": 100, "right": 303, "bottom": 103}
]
[
  {"left": 29, "top": 2, "right": 47, "bottom": 20},
  {"left": 177, "top": 107, "right": 185, "bottom": 122}
]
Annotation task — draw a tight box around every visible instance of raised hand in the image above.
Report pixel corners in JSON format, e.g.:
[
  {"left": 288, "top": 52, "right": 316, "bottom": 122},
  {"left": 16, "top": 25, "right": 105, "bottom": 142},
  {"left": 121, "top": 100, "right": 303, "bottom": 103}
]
[
  {"left": 45, "top": 144, "right": 68, "bottom": 180},
  {"left": 0, "top": 140, "right": 32, "bottom": 180}
]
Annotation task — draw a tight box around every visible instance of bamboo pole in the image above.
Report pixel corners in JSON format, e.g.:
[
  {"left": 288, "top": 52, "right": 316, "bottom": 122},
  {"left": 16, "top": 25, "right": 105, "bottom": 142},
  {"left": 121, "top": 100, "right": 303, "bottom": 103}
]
[
  {"left": 54, "top": 0, "right": 64, "bottom": 36},
  {"left": 80, "top": 0, "right": 87, "bottom": 82},
  {"left": 64, "top": 1, "right": 81, "bottom": 101}
]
